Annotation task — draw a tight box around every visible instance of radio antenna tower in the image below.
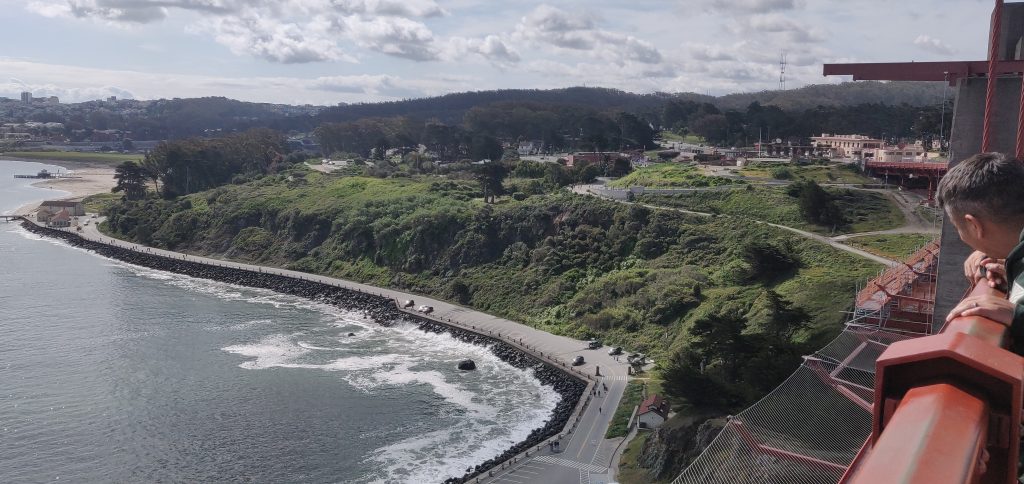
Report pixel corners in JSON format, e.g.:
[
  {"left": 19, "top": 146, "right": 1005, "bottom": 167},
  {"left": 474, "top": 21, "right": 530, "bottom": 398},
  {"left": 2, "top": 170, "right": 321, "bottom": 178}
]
[{"left": 779, "top": 51, "right": 788, "bottom": 90}]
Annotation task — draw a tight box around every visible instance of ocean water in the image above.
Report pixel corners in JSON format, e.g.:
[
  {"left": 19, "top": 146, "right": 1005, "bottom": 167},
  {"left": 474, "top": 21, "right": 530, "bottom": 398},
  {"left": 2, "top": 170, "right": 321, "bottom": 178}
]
[{"left": 0, "top": 160, "right": 558, "bottom": 483}]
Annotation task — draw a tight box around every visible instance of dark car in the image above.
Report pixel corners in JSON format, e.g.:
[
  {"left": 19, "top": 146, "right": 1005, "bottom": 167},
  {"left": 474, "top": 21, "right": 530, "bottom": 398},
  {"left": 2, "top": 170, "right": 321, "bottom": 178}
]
[
  {"left": 572, "top": 356, "right": 585, "bottom": 366},
  {"left": 608, "top": 346, "right": 623, "bottom": 356},
  {"left": 587, "top": 340, "right": 602, "bottom": 349}
]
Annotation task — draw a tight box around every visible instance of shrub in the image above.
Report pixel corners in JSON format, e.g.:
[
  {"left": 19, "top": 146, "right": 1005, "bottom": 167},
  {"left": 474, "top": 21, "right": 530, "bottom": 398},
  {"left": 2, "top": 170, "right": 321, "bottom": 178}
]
[{"left": 770, "top": 166, "right": 793, "bottom": 180}]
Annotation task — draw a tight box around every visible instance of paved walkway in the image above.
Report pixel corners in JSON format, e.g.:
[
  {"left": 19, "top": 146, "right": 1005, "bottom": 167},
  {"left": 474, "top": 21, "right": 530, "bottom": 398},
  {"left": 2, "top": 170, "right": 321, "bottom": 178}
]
[{"left": 62, "top": 218, "right": 629, "bottom": 484}]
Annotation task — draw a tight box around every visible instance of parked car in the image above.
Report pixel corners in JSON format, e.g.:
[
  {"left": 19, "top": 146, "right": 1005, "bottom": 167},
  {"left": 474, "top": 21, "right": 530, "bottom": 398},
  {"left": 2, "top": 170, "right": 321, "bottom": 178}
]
[
  {"left": 587, "top": 340, "right": 602, "bottom": 349},
  {"left": 417, "top": 305, "right": 434, "bottom": 314},
  {"left": 608, "top": 346, "right": 622, "bottom": 356},
  {"left": 403, "top": 300, "right": 415, "bottom": 308},
  {"left": 572, "top": 356, "right": 585, "bottom": 366}
]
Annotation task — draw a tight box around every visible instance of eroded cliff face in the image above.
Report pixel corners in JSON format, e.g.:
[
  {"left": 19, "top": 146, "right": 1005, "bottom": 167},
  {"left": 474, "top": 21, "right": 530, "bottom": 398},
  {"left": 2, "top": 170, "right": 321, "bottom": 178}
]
[{"left": 637, "top": 415, "right": 727, "bottom": 481}]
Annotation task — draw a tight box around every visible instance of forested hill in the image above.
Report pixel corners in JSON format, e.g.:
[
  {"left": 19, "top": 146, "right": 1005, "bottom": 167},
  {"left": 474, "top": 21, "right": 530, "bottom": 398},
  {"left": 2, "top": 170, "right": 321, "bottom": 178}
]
[
  {"left": 317, "top": 87, "right": 678, "bottom": 124},
  {"left": 2, "top": 81, "right": 945, "bottom": 141},
  {"left": 319, "top": 81, "right": 944, "bottom": 125},
  {"left": 714, "top": 81, "right": 946, "bottom": 111}
]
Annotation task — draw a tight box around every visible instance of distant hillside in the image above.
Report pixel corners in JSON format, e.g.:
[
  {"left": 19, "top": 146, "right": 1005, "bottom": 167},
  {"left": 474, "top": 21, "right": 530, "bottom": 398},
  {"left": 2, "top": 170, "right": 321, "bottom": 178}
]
[
  {"left": 316, "top": 82, "right": 944, "bottom": 125},
  {"left": 714, "top": 81, "right": 945, "bottom": 111},
  {"left": 317, "top": 87, "right": 675, "bottom": 124},
  {"left": 2, "top": 82, "right": 946, "bottom": 142}
]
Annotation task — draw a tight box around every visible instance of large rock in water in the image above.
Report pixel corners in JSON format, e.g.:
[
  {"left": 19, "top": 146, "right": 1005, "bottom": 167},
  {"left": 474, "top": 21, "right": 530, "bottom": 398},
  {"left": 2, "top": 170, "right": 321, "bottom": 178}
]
[{"left": 458, "top": 359, "right": 476, "bottom": 371}]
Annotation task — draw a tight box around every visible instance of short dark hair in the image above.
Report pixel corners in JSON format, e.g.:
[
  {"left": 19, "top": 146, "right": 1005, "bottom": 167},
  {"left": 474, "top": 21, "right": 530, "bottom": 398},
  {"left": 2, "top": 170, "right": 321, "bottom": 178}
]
[{"left": 936, "top": 152, "right": 1024, "bottom": 221}]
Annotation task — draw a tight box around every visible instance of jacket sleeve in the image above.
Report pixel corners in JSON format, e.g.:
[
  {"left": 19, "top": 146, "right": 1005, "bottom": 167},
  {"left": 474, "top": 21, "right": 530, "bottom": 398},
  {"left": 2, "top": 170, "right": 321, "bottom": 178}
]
[{"left": 1013, "top": 303, "right": 1024, "bottom": 355}]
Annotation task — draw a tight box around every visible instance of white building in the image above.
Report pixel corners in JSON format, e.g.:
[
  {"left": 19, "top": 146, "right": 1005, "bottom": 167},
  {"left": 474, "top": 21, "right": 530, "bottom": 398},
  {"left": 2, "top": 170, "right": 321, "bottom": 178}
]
[
  {"left": 811, "top": 134, "right": 884, "bottom": 159},
  {"left": 40, "top": 200, "right": 85, "bottom": 217},
  {"left": 636, "top": 394, "right": 669, "bottom": 429},
  {"left": 871, "top": 145, "right": 928, "bottom": 163},
  {"left": 517, "top": 140, "right": 543, "bottom": 156}
]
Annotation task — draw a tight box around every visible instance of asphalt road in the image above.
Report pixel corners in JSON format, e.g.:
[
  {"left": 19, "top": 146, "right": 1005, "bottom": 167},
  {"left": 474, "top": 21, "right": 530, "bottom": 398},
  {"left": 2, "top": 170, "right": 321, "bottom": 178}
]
[{"left": 71, "top": 218, "right": 632, "bottom": 484}]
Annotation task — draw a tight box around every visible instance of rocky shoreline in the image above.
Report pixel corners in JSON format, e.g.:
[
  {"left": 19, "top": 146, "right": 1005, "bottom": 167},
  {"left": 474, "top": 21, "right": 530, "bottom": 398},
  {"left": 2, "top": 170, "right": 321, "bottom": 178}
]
[{"left": 21, "top": 221, "right": 586, "bottom": 484}]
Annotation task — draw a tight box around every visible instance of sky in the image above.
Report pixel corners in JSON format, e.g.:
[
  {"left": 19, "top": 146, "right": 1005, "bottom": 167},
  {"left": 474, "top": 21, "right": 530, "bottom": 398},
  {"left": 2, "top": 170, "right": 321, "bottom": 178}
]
[{"left": 0, "top": 0, "right": 995, "bottom": 105}]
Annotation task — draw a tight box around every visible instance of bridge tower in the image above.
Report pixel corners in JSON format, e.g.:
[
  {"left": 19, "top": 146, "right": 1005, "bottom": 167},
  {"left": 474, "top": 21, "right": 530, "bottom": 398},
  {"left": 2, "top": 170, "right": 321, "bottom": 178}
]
[{"left": 825, "top": 1, "right": 1024, "bottom": 332}]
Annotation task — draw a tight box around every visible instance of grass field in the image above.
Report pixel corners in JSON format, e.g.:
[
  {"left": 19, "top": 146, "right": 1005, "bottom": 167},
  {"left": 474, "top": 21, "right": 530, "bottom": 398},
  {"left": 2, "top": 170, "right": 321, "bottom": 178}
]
[
  {"left": 638, "top": 186, "right": 905, "bottom": 236},
  {"left": 845, "top": 233, "right": 936, "bottom": 260},
  {"left": 1, "top": 151, "right": 143, "bottom": 165},
  {"left": 740, "top": 163, "right": 876, "bottom": 184},
  {"left": 82, "top": 192, "right": 121, "bottom": 214},
  {"left": 616, "top": 432, "right": 656, "bottom": 484},
  {"left": 658, "top": 131, "right": 705, "bottom": 145},
  {"left": 608, "top": 164, "right": 743, "bottom": 188}
]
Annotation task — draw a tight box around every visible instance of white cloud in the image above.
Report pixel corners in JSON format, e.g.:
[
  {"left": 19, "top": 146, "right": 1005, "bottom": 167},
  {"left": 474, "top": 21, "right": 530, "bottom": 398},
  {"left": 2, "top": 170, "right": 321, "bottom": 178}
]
[
  {"left": 705, "top": 0, "right": 802, "bottom": 14},
  {"left": 445, "top": 35, "right": 521, "bottom": 65},
  {"left": 914, "top": 34, "right": 955, "bottom": 55},
  {"left": 737, "top": 13, "right": 826, "bottom": 43},
  {"left": 202, "top": 14, "right": 351, "bottom": 63},
  {"left": 514, "top": 5, "right": 663, "bottom": 65},
  {"left": 327, "top": 0, "right": 446, "bottom": 18},
  {"left": 25, "top": 0, "right": 455, "bottom": 63},
  {"left": 344, "top": 15, "right": 439, "bottom": 61}
]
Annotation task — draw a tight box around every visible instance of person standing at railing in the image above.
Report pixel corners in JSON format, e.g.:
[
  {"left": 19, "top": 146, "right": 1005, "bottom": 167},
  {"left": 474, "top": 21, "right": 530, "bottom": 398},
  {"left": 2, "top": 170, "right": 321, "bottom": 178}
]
[{"left": 936, "top": 152, "right": 1024, "bottom": 353}]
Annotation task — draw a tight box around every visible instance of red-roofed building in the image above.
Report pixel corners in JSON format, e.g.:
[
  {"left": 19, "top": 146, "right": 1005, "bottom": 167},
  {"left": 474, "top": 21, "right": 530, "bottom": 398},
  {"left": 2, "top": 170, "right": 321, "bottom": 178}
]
[
  {"left": 637, "top": 394, "right": 669, "bottom": 429},
  {"left": 49, "top": 208, "right": 71, "bottom": 228}
]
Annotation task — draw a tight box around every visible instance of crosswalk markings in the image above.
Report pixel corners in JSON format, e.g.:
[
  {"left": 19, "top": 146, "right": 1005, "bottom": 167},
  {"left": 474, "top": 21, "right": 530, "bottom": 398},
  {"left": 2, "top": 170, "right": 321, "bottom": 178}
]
[
  {"left": 601, "top": 375, "right": 629, "bottom": 381},
  {"left": 533, "top": 455, "right": 608, "bottom": 474},
  {"left": 579, "top": 469, "right": 590, "bottom": 484},
  {"left": 591, "top": 446, "right": 612, "bottom": 467}
]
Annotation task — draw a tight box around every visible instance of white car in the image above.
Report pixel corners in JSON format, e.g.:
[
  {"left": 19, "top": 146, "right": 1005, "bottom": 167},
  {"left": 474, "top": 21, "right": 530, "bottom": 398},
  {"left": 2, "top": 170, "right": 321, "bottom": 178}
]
[{"left": 417, "top": 305, "right": 434, "bottom": 314}]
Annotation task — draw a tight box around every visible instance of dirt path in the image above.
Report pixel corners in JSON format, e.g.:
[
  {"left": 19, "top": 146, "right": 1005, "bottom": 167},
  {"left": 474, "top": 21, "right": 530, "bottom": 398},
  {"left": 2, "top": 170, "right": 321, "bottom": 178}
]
[{"left": 573, "top": 184, "right": 898, "bottom": 266}]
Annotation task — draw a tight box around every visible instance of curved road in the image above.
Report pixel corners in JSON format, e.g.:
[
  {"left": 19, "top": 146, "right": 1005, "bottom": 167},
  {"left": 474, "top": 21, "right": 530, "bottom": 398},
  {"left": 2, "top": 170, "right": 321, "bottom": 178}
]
[{"left": 65, "top": 218, "right": 629, "bottom": 484}]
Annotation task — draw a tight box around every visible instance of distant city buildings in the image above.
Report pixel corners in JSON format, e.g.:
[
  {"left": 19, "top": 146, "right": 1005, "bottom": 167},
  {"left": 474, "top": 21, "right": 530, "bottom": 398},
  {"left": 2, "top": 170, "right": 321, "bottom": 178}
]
[{"left": 20, "top": 91, "right": 32, "bottom": 104}]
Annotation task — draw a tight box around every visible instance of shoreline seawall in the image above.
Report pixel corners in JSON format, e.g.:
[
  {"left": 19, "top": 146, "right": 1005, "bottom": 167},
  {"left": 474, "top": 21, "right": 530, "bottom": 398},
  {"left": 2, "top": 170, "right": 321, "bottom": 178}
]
[{"left": 20, "top": 220, "right": 587, "bottom": 484}]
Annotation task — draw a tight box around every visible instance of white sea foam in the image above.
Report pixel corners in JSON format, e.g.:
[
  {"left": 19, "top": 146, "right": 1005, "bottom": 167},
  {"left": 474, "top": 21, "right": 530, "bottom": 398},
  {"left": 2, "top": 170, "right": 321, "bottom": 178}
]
[
  {"left": 222, "top": 334, "right": 310, "bottom": 370},
  {"left": 229, "top": 319, "right": 274, "bottom": 331},
  {"left": 364, "top": 372, "right": 560, "bottom": 484}
]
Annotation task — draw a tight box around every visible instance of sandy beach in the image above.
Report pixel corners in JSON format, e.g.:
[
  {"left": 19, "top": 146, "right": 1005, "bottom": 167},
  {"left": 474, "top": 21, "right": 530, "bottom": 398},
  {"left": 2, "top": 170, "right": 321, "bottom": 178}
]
[{"left": 10, "top": 161, "right": 116, "bottom": 215}]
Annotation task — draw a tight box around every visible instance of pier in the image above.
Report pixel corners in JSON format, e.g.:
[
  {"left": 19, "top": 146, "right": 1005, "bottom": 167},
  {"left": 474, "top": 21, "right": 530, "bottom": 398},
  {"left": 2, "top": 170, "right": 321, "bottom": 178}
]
[
  {"left": 14, "top": 174, "right": 82, "bottom": 179},
  {"left": 1, "top": 215, "right": 22, "bottom": 222},
  {"left": 13, "top": 169, "right": 81, "bottom": 179}
]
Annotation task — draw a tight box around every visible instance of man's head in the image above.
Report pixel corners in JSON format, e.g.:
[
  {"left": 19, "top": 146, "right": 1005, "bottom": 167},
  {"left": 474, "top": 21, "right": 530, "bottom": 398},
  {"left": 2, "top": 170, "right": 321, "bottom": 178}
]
[{"left": 937, "top": 152, "right": 1024, "bottom": 257}]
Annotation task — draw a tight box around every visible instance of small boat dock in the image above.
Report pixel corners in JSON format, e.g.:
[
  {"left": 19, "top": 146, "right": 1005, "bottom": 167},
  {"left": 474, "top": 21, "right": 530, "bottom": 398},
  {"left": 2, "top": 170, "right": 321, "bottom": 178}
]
[{"left": 13, "top": 169, "right": 81, "bottom": 180}]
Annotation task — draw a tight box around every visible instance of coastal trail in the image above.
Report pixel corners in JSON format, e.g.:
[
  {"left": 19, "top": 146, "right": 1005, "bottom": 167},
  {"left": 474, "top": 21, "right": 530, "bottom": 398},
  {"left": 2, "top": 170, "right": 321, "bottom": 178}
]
[{"left": 572, "top": 184, "right": 901, "bottom": 267}]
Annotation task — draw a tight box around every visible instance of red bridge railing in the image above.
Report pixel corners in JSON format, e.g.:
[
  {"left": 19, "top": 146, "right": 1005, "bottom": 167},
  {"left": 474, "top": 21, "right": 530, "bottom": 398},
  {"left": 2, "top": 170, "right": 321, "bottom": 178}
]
[{"left": 841, "top": 283, "right": 1023, "bottom": 484}]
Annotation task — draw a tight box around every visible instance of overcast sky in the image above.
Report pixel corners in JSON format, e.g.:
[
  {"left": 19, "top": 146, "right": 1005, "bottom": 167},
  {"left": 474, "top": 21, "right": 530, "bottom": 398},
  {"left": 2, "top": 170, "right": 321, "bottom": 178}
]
[{"left": 0, "top": 0, "right": 994, "bottom": 105}]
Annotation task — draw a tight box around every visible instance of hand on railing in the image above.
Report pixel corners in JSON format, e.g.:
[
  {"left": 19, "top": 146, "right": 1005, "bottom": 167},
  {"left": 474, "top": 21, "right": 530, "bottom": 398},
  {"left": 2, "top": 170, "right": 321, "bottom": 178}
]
[{"left": 945, "top": 292, "right": 1016, "bottom": 327}]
